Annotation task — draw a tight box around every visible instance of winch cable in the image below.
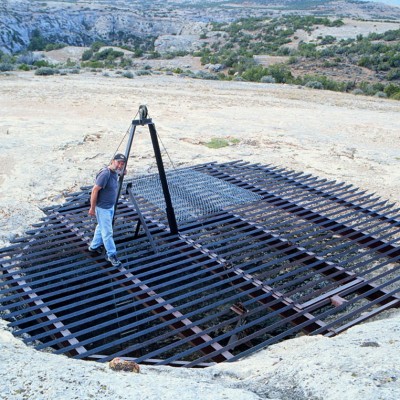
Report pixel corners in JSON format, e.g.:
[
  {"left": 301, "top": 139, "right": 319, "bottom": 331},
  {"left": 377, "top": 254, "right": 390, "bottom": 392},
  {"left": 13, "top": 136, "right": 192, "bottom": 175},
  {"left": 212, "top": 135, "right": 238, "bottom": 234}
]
[
  {"left": 156, "top": 129, "right": 176, "bottom": 171},
  {"left": 110, "top": 108, "right": 140, "bottom": 164}
]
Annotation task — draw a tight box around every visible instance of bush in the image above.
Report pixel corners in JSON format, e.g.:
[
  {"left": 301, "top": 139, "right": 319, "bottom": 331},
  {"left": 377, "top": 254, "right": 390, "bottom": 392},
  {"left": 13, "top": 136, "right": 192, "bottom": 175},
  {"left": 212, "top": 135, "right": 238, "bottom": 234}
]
[
  {"left": 301, "top": 75, "right": 349, "bottom": 92},
  {"left": 387, "top": 68, "right": 400, "bottom": 81},
  {"left": 94, "top": 48, "right": 124, "bottom": 61},
  {"left": 135, "top": 70, "right": 151, "bottom": 76},
  {"left": 35, "top": 67, "right": 56, "bottom": 76},
  {"left": 81, "top": 49, "right": 93, "bottom": 61},
  {"left": 320, "top": 35, "right": 336, "bottom": 45},
  {"left": 359, "top": 82, "right": 385, "bottom": 96},
  {"left": 34, "top": 59, "right": 51, "bottom": 68},
  {"left": 17, "top": 52, "right": 38, "bottom": 65},
  {"left": 352, "top": 88, "right": 364, "bottom": 95},
  {"left": 205, "top": 138, "right": 230, "bottom": 149},
  {"left": 28, "top": 28, "right": 46, "bottom": 51},
  {"left": 384, "top": 83, "right": 400, "bottom": 97},
  {"left": 241, "top": 65, "right": 268, "bottom": 82},
  {"left": 374, "top": 91, "right": 387, "bottom": 98},
  {"left": 305, "top": 81, "right": 324, "bottom": 89},
  {"left": 267, "top": 64, "right": 293, "bottom": 83},
  {"left": 260, "top": 75, "right": 276, "bottom": 83},
  {"left": 81, "top": 60, "right": 105, "bottom": 69},
  {"left": 45, "top": 43, "right": 66, "bottom": 52},
  {"left": 91, "top": 41, "right": 106, "bottom": 52},
  {"left": 18, "top": 64, "right": 30, "bottom": 71},
  {"left": 193, "top": 71, "right": 218, "bottom": 80},
  {"left": 0, "top": 63, "right": 14, "bottom": 71},
  {"left": 391, "top": 91, "right": 400, "bottom": 100},
  {"left": 123, "top": 71, "right": 134, "bottom": 79}
]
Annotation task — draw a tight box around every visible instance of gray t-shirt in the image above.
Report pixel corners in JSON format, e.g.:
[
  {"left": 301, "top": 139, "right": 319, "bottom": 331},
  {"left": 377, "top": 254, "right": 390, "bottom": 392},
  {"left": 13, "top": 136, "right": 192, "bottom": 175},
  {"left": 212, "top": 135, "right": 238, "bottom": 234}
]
[{"left": 95, "top": 168, "right": 118, "bottom": 209}]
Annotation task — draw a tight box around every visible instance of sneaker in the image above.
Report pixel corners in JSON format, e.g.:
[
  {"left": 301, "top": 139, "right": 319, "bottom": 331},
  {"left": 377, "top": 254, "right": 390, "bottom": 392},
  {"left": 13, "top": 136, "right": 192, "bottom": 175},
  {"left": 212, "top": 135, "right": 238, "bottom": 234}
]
[
  {"left": 107, "top": 254, "right": 121, "bottom": 266},
  {"left": 88, "top": 245, "right": 103, "bottom": 255}
]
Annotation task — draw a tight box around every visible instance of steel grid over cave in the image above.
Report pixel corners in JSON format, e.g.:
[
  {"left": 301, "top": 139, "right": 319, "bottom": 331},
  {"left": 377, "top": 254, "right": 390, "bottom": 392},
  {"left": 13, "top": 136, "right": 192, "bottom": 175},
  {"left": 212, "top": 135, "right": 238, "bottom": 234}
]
[{"left": 0, "top": 161, "right": 399, "bottom": 367}]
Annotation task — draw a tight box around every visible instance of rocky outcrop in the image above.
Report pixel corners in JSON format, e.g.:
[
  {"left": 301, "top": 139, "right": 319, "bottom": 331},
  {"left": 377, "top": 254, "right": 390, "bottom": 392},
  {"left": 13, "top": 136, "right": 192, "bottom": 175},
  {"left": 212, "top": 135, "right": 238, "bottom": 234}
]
[
  {"left": 0, "top": 1, "right": 186, "bottom": 54},
  {"left": 154, "top": 34, "right": 203, "bottom": 54}
]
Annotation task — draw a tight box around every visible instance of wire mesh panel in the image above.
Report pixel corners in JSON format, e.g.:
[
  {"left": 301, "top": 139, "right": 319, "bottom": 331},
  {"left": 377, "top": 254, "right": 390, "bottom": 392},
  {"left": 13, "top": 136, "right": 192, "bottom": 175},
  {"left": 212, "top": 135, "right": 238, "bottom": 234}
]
[
  {"left": 0, "top": 161, "right": 399, "bottom": 367},
  {"left": 131, "top": 169, "right": 263, "bottom": 222}
]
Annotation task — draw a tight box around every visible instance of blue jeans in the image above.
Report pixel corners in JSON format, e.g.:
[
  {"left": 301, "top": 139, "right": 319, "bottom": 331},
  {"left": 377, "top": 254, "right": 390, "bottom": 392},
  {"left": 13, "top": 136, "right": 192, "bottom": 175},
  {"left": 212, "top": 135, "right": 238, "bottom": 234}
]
[{"left": 90, "top": 206, "right": 117, "bottom": 257}]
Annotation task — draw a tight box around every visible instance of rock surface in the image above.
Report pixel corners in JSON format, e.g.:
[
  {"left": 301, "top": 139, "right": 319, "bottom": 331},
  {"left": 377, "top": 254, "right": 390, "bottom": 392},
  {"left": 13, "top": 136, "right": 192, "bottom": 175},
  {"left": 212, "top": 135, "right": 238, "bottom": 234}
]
[
  {"left": 1, "top": 313, "right": 399, "bottom": 400},
  {"left": 0, "top": 70, "right": 399, "bottom": 400}
]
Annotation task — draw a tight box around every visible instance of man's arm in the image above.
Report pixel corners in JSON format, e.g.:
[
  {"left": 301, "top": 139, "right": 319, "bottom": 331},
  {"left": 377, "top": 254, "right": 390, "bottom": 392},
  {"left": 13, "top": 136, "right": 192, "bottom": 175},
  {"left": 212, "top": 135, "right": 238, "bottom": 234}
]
[{"left": 88, "top": 185, "right": 102, "bottom": 216}]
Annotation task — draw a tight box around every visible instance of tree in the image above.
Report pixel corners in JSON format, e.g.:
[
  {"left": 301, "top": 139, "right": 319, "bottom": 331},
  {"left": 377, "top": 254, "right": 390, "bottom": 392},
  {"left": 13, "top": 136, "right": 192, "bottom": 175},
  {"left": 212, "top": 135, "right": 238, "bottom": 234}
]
[{"left": 28, "top": 29, "right": 46, "bottom": 51}]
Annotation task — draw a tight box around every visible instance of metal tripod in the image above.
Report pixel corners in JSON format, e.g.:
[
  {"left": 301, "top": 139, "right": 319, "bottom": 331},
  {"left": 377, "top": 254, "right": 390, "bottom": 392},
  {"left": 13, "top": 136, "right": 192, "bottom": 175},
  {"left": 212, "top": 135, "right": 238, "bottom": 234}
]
[{"left": 114, "top": 106, "right": 179, "bottom": 249}]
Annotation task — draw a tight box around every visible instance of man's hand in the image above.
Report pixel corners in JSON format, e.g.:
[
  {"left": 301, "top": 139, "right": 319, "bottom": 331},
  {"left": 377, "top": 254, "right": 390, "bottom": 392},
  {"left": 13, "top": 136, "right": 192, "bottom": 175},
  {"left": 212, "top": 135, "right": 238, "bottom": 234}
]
[{"left": 89, "top": 185, "right": 102, "bottom": 217}]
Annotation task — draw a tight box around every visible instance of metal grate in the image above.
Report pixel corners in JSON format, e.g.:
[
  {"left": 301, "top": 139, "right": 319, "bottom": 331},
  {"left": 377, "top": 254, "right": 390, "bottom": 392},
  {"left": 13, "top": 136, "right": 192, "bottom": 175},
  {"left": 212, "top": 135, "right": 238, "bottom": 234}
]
[
  {"left": 131, "top": 169, "right": 262, "bottom": 222},
  {"left": 1, "top": 160, "right": 399, "bottom": 367}
]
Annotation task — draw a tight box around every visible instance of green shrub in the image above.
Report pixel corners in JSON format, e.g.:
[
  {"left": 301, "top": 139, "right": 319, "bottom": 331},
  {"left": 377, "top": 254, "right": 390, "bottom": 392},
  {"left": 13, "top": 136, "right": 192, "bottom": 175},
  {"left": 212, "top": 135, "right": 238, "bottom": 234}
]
[
  {"left": 0, "top": 63, "right": 14, "bottom": 71},
  {"left": 135, "top": 70, "right": 151, "bottom": 76},
  {"left": 193, "top": 71, "right": 218, "bottom": 80},
  {"left": 205, "top": 138, "right": 230, "bottom": 149},
  {"left": 305, "top": 81, "right": 324, "bottom": 89},
  {"left": 34, "top": 59, "right": 49, "bottom": 67},
  {"left": 391, "top": 91, "right": 400, "bottom": 100},
  {"left": 352, "top": 88, "right": 364, "bottom": 95},
  {"left": 387, "top": 68, "right": 400, "bottom": 81},
  {"left": 205, "top": 137, "right": 239, "bottom": 149},
  {"left": 374, "top": 91, "right": 387, "bottom": 98},
  {"left": 35, "top": 67, "right": 55, "bottom": 76},
  {"left": 242, "top": 65, "right": 268, "bottom": 82},
  {"left": 267, "top": 64, "right": 293, "bottom": 83},
  {"left": 81, "top": 49, "right": 93, "bottom": 61},
  {"left": 45, "top": 43, "right": 66, "bottom": 52},
  {"left": 91, "top": 41, "right": 106, "bottom": 52},
  {"left": 81, "top": 60, "right": 105, "bottom": 69},
  {"left": 384, "top": 83, "right": 400, "bottom": 97},
  {"left": 301, "top": 75, "right": 349, "bottom": 92},
  {"left": 18, "top": 64, "right": 30, "bottom": 71},
  {"left": 120, "top": 57, "right": 133, "bottom": 68},
  {"left": 123, "top": 71, "right": 134, "bottom": 79},
  {"left": 17, "top": 53, "right": 36, "bottom": 65},
  {"left": 93, "top": 48, "right": 124, "bottom": 61},
  {"left": 260, "top": 75, "right": 276, "bottom": 83},
  {"left": 320, "top": 35, "right": 336, "bottom": 45},
  {"left": 147, "top": 51, "right": 161, "bottom": 59},
  {"left": 28, "top": 29, "right": 46, "bottom": 51},
  {"left": 359, "top": 82, "right": 385, "bottom": 96}
]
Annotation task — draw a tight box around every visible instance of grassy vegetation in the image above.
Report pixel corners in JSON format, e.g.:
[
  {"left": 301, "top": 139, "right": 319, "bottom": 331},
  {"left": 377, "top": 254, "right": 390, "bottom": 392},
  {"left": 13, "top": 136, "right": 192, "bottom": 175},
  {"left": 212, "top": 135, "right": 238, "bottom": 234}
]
[{"left": 205, "top": 137, "right": 240, "bottom": 149}]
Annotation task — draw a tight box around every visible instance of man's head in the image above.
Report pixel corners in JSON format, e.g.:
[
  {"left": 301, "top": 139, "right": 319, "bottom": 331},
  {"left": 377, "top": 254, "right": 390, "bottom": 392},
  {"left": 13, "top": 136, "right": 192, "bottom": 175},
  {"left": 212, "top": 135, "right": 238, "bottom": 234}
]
[
  {"left": 111, "top": 153, "right": 127, "bottom": 170},
  {"left": 113, "top": 153, "right": 127, "bottom": 162}
]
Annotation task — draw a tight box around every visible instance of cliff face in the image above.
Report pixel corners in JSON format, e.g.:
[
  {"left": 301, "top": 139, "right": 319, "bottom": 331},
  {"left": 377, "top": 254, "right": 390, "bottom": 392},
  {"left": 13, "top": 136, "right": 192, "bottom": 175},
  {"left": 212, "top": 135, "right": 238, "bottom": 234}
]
[{"left": 0, "top": 1, "right": 186, "bottom": 54}]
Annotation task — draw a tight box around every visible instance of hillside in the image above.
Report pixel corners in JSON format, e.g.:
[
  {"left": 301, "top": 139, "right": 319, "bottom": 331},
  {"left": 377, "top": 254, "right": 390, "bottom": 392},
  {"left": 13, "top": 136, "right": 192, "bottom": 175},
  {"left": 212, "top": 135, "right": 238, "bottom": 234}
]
[
  {"left": 1, "top": 1, "right": 400, "bottom": 100},
  {"left": 1, "top": 0, "right": 400, "bottom": 54}
]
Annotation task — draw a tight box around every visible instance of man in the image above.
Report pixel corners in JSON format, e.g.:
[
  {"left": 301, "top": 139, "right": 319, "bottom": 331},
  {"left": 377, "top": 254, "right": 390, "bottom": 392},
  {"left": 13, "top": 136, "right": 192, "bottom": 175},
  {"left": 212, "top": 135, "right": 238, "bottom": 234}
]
[{"left": 88, "top": 153, "right": 127, "bottom": 266}]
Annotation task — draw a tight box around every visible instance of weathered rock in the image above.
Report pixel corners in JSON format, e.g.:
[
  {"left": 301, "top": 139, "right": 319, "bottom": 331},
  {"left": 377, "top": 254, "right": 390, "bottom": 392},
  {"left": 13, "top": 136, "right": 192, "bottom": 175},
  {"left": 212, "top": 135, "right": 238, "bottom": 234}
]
[
  {"left": 109, "top": 357, "right": 140, "bottom": 373},
  {"left": 154, "top": 34, "right": 202, "bottom": 54}
]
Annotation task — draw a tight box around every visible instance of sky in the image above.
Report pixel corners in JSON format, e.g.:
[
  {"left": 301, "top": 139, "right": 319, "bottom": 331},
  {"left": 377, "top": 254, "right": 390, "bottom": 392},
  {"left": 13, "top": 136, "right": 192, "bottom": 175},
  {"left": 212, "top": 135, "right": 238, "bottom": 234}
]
[{"left": 362, "top": 0, "right": 400, "bottom": 6}]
